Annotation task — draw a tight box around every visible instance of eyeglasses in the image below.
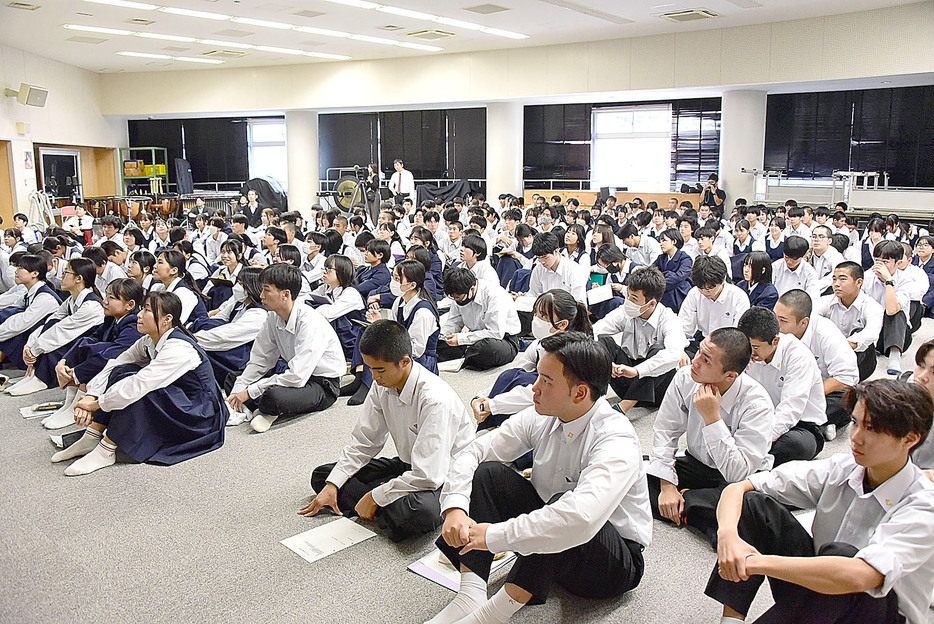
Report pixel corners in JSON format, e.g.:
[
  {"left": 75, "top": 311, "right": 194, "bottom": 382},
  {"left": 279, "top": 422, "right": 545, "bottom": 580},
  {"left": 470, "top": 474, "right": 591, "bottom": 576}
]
[{"left": 811, "top": 234, "right": 829, "bottom": 240}]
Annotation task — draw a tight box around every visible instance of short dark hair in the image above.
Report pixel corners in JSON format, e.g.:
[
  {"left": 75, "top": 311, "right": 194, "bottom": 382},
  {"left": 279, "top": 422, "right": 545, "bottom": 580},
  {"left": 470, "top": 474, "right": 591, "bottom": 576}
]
[
  {"left": 101, "top": 214, "right": 122, "bottom": 229},
  {"left": 539, "top": 331, "right": 611, "bottom": 400},
  {"left": 276, "top": 243, "right": 302, "bottom": 267},
  {"left": 443, "top": 266, "right": 477, "bottom": 297},
  {"left": 743, "top": 251, "right": 773, "bottom": 285},
  {"left": 18, "top": 253, "right": 47, "bottom": 282},
  {"left": 737, "top": 306, "right": 780, "bottom": 343},
  {"left": 708, "top": 327, "right": 752, "bottom": 373},
  {"left": 68, "top": 257, "right": 97, "bottom": 290},
  {"left": 461, "top": 234, "right": 488, "bottom": 261},
  {"left": 783, "top": 235, "right": 810, "bottom": 259},
  {"left": 359, "top": 319, "right": 412, "bottom": 363},
  {"left": 874, "top": 239, "right": 904, "bottom": 261},
  {"left": 101, "top": 240, "right": 123, "bottom": 259},
  {"left": 266, "top": 226, "right": 287, "bottom": 246},
  {"left": 831, "top": 233, "right": 850, "bottom": 254},
  {"left": 659, "top": 228, "right": 684, "bottom": 249},
  {"left": 260, "top": 263, "right": 302, "bottom": 300},
  {"left": 626, "top": 266, "right": 666, "bottom": 303},
  {"left": 617, "top": 223, "right": 639, "bottom": 240},
  {"left": 787, "top": 206, "right": 804, "bottom": 218},
  {"left": 777, "top": 289, "right": 812, "bottom": 322},
  {"left": 695, "top": 226, "right": 716, "bottom": 240},
  {"left": 130, "top": 249, "right": 155, "bottom": 273},
  {"left": 531, "top": 231, "right": 560, "bottom": 256},
  {"left": 843, "top": 379, "right": 933, "bottom": 452},
  {"left": 691, "top": 255, "right": 727, "bottom": 289},
  {"left": 325, "top": 254, "right": 356, "bottom": 288},
  {"left": 366, "top": 238, "right": 391, "bottom": 264},
  {"left": 107, "top": 277, "right": 144, "bottom": 310},
  {"left": 835, "top": 260, "right": 863, "bottom": 280},
  {"left": 82, "top": 245, "right": 108, "bottom": 268}
]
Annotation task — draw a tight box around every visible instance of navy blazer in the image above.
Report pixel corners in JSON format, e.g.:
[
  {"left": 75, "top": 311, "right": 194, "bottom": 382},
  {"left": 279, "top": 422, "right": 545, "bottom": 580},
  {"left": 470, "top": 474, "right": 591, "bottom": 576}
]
[
  {"left": 738, "top": 280, "right": 779, "bottom": 310},
  {"left": 653, "top": 249, "right": 693, "bottom": 312},
  {"left": 354, "top": 263, "right": 391, "bottom": 298}
]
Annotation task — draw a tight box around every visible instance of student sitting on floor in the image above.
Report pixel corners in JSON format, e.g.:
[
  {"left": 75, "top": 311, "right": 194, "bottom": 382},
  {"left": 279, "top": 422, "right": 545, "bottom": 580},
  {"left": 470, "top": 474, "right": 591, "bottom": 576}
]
[
  {"left": 51, "top": 291, "right": 227, "bottom": 476},
  {"left": 653, "top": 228, "right": 693, "bottom": 313},
  {"left": 461, "top": 233, "right": 499, "bottom": 287},
  {"left": 127, "top": 249, "right": 158, "bottom": 297},
  {"left": 8, "top": 257, "right": 105, "bottom": 397},
  {"left": 526, "top": 231, "right": 588, "bottom": 304},
  {"left": 471, "top": 288, "right": 591, "bottom": 430},
  {"left": 0, "top": 254, "right": 61, "bottom": 372},
  {"left": 308, "top": 254, "right": 366, "bottom": 361},
  {"left": 301, "top": 320, "right": 475, "bottom": 543},
  {"left": 706, "top": 379, "right": 934, "bottom": 624},
  {"left": 152, "top": 250, "right": 208, "bottom": 330},
  {"left": 227, "top": 264, "right": 345, "bottom": 433},
  {"left": 82, "top": 245, "right": 124, "bottom": 300},
  {"left": 736, "top": 251, "right": 778, "bottom": 310},
  {"left": 737, "top": 307, "right": 827, "bottom": 467},
  {"left": 203, "top": 238, "right": 244, "bottom": 311},
  {"left": 862, "top": 240, "right": 912, "bottom": 376},
  {"left": 356, "top": 238, "right": 392, "bottom": 301},
  {"left": 771, "top": 235, "right": 820, "bottom": 301},
  {"left": 427, "top": 332, "right": 651, "bottom": 624},
  {"left": 678, "top": 256, "right": 750, "bottom": 362},
  {"left": 43, "top": 278, "right": 143, "bottom": 430},
  {"left": 437, "top": 268, "right": 522, "bottom": 371},
  {"left": 593, "top": 266, "right": 688, "bottom": 415},
  {"left": 646, "top": 328, "right": 774, "bottom": 546}
]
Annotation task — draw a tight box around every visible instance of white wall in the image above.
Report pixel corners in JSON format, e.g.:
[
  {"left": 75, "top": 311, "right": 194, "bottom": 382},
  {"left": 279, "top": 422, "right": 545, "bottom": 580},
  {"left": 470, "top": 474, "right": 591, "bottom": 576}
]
[{"left": 0, "top": 45, "right": 127, "bottom": 210}]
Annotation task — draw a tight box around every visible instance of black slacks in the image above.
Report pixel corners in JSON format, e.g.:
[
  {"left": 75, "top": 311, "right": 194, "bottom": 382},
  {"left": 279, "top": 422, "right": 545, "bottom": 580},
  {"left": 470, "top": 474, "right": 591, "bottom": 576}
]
[
  {"left": 704, "top": 491, "right": 904, "bottom": 624},
  {"left": 437, "top": 335, "right": 519, "bottom": 371},
  {"left": 436, "top": 462, "right": 644, "bottom": 605},
  {"left": 647, "top": 453, "right": 726, "bottom": 547},
  {"left": 770, "top": 422, "right": 824, "bottom": 467},
  {"left": 244, "top": 374, "right": 339, "bottom": 417},
  {"left": 856, "top": 348, "right": 877, "bottom": 382},
  {"left": 598, "top": 335, "right": 676, "bottom": 406},
  {"left": 311, "top": 457, "right": 442, "bottom": 542},
  {"left": 878, "top": 311, "right": 910, "bottom": 355},
  {"left": 825, "top": 389, "right": 851, "bottom": 427}
]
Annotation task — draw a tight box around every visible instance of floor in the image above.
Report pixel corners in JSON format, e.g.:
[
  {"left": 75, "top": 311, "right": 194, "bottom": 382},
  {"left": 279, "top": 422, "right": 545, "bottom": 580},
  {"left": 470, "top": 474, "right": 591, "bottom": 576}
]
[{"left": 1, "top": 319, "right": 930, "bottom": 624}]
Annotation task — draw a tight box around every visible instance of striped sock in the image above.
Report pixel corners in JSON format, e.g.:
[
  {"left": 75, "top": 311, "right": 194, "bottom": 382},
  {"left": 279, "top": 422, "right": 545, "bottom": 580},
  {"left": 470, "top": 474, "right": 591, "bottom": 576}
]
[
  {"left": 51, "top": 427, "right": 104, "bottom": 463},
  {"left": 98, "top": 437, "right": 117, "bottom": 456}
]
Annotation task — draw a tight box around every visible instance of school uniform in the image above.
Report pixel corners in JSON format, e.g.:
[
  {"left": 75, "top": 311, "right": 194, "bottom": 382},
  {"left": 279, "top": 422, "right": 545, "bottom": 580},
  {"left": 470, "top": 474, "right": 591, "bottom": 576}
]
[
  {"left": 859, "top": 239, "right": 878, "bottom": 271},
  {"left": 63, "top": 312, "right": 142, "bottom": 385},
  {"left": 911, "top": 255, "right": 934, "bottom": 313},
  {"left": 232, "top": 303, "right": 344, "bottom": 417},
  {"left": 202, "top": 263, "right": 241, "bottom": 310},
  {"left": 749, "top": 222, "right": 767, "bottom": 242},
  {"left": 593, "top": 302, "right": 688, "bottom": 406},
  {"left": 528, "top": 256, "right": 588, "bottom": 303},
  {"left": 798, "top": 315, "right": 859, "bottom": 428},
  {"left": 193, "top": 301, "right": 267, "bottom": 387},
  {"left": 308, "top": 285, "right": 366, "bottom": 360},
  {"left": 469, "top": 259, "right": 499, "bottom": 287},
  {"left": 730, "top": 237, "right": 764, "bottom": 281},
  {"left": 438, "top": 398, "right": 651, "bottom": 604},
  {"left": 653, "top": 250, "right": 693, "bottom": 313},
  {"left": 647, "top": 367, "right": 774, "bottom": 544},
  {"left": 744, "top": 334, "right": 827, "bottom": 466},
  {"left": 737, "top": 280, "right": 778, "bottom": 310},
  {"left": 0, "top": 250, "right": 15, "bottom": 294},
  {"left": 862, "top": 269, "right": 912, "bottom": 357},
  {"left": 354, "top": 263, "right": 391, "bottom": 300},
  {"left": 681, "top": 238, "right": 700, "bottom": 260},
  {"left": 772, "top": 258, "right": 821, "bottom": 301},
  {"left": 312, "top": 363, "right": 475, "bottom": 542},
  {"left": 393, "top": 296, "right": 439, "bottom": 373},
  {"left": 87, "top": 327, "right": 226, "bottom": 465},
  {"left": 162, "top": 278, "right": 209, "bottom": 330},
  {"left": 495, "top": 246, "right": 534, "bottom": 290},
  {"left": 704, "top": 455, "right": 934, "bottom": 624},
  {"left": 899, "top": 264, "right": 929, "bottom": 332},
  {"left": 97, "top": 261, "right": 127, "bottom": 300},
  {"left": 186, "top": 253, "right": 211, "bottom": 289},
  {"left": 764, "top": 235, "right": 785, "bottom": 261},
  {"left": 0, "top": 281, "right": 61, "bottom": 368},
  {"left": 204, "top": 231, "right": 228, "bottom": 265},
  {"left": 437, "top": 280, "right": 521, "bottom": 371},
  {"left": 784, "top": 223, "right": 812, "bottom": 240},
  {"left": 625, "top": 235, "right": 661, "bottom": 268},
  {"left": 811, "top": 247, "right": 844, "bottom": 294},
  {"left": 679, "top": 283, "right": 750, "bottom": 355},
  {"left": 139, "top": 274, "right": 159, "bottom": 298},
  {"left": 27, "top": 289, "right": 105, "bottom": 387},
  {"left": 481, "top": 341, "right": 544, "bottom": 429},
  {"left": 815, "top": 293, "right": 884, "bottom": 382}
]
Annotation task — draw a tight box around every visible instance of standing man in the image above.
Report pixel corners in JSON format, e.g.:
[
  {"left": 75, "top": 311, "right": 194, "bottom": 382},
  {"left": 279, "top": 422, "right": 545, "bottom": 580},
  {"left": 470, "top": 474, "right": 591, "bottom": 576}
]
[
  {"left": 389, "top": 159, "right": 416, "bottom": 206},
  {"left": 701, "top": 173, "right": 726, "bottom": 211}
]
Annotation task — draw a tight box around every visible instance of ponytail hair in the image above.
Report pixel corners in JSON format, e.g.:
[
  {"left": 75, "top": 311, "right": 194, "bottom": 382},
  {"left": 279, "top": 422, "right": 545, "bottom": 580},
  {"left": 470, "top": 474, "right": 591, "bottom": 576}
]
[
  {"left": 158, "top": 249, "right": 201, "bottom": 296},
  {"left": 394, "top": 259, "right": 437, "bottom": 316},
  {"left": 145, "top": 291, "right": 196, "bottom": 340},
  {"left": 533, "top": 288, "right": 592, "bottom": 335}
]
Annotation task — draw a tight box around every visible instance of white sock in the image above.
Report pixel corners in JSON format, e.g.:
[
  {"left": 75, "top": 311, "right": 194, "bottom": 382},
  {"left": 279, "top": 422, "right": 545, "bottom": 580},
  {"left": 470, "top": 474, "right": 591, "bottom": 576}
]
[
  {"left": 424, "top": 571, "right": 488, "bottom": 624},
  {"left": 888, "top": 351, "right": 902, "bottom": 371},
  {"left": 8, "top": 374, "right": 48, "bottom": 396},
  {"left": 720, "top": 617, "right": 745, "bottom": 624},
  {"left": 64, "top": 438, "right": 116, "bottom": 476},
  {"left": 454, "top": 586, "right": 525, "bottom": 624},
  {"left": 42, "top": 387, "right": 81, "bottom": 429},
  {"left": 51, "top": 427, "right": 102, "bottom": 463}
]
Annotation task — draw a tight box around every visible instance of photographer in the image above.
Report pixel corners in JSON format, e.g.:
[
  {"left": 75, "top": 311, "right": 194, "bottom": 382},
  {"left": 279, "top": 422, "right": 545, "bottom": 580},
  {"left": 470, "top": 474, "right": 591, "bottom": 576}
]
[{"left": 701, "top": 173, "right": 726, "bottom": 210}]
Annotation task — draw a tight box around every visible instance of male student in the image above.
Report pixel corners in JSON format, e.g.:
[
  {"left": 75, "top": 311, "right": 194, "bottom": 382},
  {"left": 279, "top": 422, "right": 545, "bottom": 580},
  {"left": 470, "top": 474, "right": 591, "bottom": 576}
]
[
  {"left": 678, "top": 256, "right": 750, "bottom": 360},
  {"left": 227, "top": 263, "right": 345, "bottom": 433},
  {"left": 437, "top": 268, "right": 521, "bottom": 371},
  {"left": 861, "top": 240, "right": 912, "bottom": 375},
  {"left": 618, "top": 223, "right": 662, "bottom": 268},
  {"left": 695, "top": 227, "right": 733, "bottom": 270},
  {"left": 526, "top": 231, "right": 588, "bottom": 304},
  {"left": 440, "top": 220, "right": 465, "bottom": 265},
  {"left": 809, "top": 224, "right": 843, "bottom": 294},
  {"left": 427, "top": 332, "right": 651, "bottom": 624},
  {"left": 771, "top": 235, "right": 820, "bottom": 301},
  {"left": 460, "top": 234, "right": 499, "bottom": 286},
  {"left": 775, "top": 289, "right": 859, "bottom": 441},
  {"left": 737, "top": 307, "right": 827, "bottom": 466},
  {"left": 302, "top": 320, "right": 474, "bottom": 542},
  {"left": 593, "top": 266, "right": 688, "bottom": 414},
  {"left": 647, "top": 328, "right": 774, "bottom": 546},
  {"left": 706, "top": 379, "right": 934, "bottom": 624}
]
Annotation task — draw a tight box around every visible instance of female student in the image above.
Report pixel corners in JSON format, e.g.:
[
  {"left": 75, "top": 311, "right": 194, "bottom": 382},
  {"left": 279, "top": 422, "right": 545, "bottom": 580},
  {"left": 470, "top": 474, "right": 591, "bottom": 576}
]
[
  {"left": 589, "top": 244, "right": 635, "bottom": 320},
  {"left": 738, "top": 250, "right": 779, "bottom": 309},
  {"left": 765, "top": 216, "right": 786, "bottom": 261},
  {"left": 51, "top": 291, "right": 226, "bottom": 476},
  {"left": 203, "top": 238, "right": 244, "bottom": 310},
  {"left": 355, "top": 238, "right": 392, "bottom": 301},
  {"left": 135, "top": 211, "right": 155, "bottom": 245},
  {"left": 173, "top": 240, "right": 210, "bottom": 289},
  {"left": 376, "top": 222, "right": 406, "bottom": 261},
  {"left": 310, "top": 254, "right": 366, "bottom": 360},
  {"left": 0, "top": 254, "right": 61, "bottom": 369},
  {"left": 153, "top": 250, "right": 208, "bottom": 330},
  {"left": 43, "top": 278, "right": 144, "bottom": 430},
  {"left": 589, "top": 222, "right": 617, "bottom": 267},
  {"left": 730, "top": 218, "right": 763, "bottom": 281},
  {"left": 563, "top": 223, "right": 588, "bottom": 266},
  {"left": 123, "top": 228, "right": 147, "bottom": 268},
  {"left": 4, "top": 228, "right": 27, "bottom": 255},
  {"left": 653, "top": 228, "right": 693, "bottom": 312},
  {"left": 408, "top": 225, "right": 445, "bottom": 284},
  {"left": 148, "top": 219, "right": 171, "bottom": 254},
  {"left": 127, "top": 250, "right": 158, "bottom": 297}
]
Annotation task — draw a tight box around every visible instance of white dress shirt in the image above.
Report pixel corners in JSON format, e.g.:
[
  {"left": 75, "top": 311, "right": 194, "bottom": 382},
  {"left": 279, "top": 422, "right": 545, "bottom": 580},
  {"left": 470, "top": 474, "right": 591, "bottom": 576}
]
[
  {"left": 899, "top": 264, "right": 929, "bottom": 302},
  {"left": 204, "top": 231, "right": 228, "bottom": 265},
  {"left": 772, "top": 258, "right": 821, "bottom": 301},
  {"left": 798, "top": 316, "right": 859, "bottom": 386},
  {"left": 681, "top": 238, "right": 699, "bottom": 260},
  {"left": 745, "top": 334, "right": 827, "bottom": 441},
  {"left": 814, "top": 293, "right": 884, "bottom": 352},
  {"left": 485, "top": 341, "right": 543, "bottom": 416},
  {"left": 311, "top": 285, "right": 365, "bottom": 323},
  {"left": 162, "top": 278, "right": 199, "bottom": 324},
  {"left": 302, "top": 252, "right": 327, "bottom": 287},
  {"left": 784, "top": 223, "right": 812, "bottom": 239},
  {"left": 232, "top": 303, "right": 346, "bottom": 400},
  {"left": 87, "top": 328, "right": 201, "bottom": 412},
  {"left": 392, "top": 295, "right": 438, "bottom": 359},
  {"left": 811, "top": 247, "right": 844, "bottom": 292},
  {"left": 862, "top": 269, "right": 910, "bottom": 319},
  {"left": 594, "top": 302, "right": 688, "bottom": 378},
  {"left": 749, "top": 454, "right": 934, "bottom": 624},
  {"left": 528, "top": 256, "right": 588, "bottom": 303},
  {"left": 442, "top": 398, "right": 653, "bottom": 553},
  {"left": 202, "top": 263, "right": 241, "bottom": 299},
  {"left": 25, "top": 289, "right": 104, "bottom": 355},
  {"left": 193, "top": 304, "right": 267, "bottom": 351},
  {"left": 98, "top": 261, "right": 128, "bottom": 299},
  {"left": 0, "top": 281, "right": 60, "bottom": 342},
  {"left": 626, "top": 235, "right": 662, "bottom": 268},
  {"left": 648, "top": 367, "right": 775, "bottom": 485},
  {"left": 679, "top": 283, "right": 750, "bottom": 338},
  {"left": 389, "top": 168, "right": 416, "bottom": 204},
  {"left": 440, "top": 280, "right": 521, "bottom": 344},
  {"left": 326, "top": 363, "right": 475, "bottom": 507},
  {"left": 469, "top": 259, "right": 499, "bottom": 287}
]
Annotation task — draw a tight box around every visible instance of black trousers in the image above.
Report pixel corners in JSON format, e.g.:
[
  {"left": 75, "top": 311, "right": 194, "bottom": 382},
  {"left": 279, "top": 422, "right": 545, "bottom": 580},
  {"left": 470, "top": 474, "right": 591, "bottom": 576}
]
[
  {"left": 825, "top": 390, "right": 851, "bottom": 427},
  {"left": 856, "top": 348, "right": 877, "bottom": 382},
  {"left": 436, "top": 462, "right": 644, "bottom": 604},
  {"left": 770, "top": 422, "right": 824, "bottom": 467},
  {"left": 244, "top": 374, "right": 339, "bottom": 417},
  {"left": 598, "top": 335, "right": 676, "bottom": 406},
  {"left": 704, "top": 491, "right": 904, "bottom": 624},
  {"left": 311, "top": 457, "right": 442, "bottom": 543},
  {"left": 878, "top": 311, "right": 910, "bottom": 356},
  {"left": 647, "top": 454, "right": 727, "bottom": 547},
  {"left": 437, "top": 335, "right": 519, "bottom": 371}
]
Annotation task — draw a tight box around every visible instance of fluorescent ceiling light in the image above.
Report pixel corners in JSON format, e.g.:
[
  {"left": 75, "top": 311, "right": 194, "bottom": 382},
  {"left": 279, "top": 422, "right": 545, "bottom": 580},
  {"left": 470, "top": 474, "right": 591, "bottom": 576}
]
[
  {"left": 397, "top": 42, "right": 443, "bottom": 52},
  {"left": 320, "top": 0, "right": 379, "bottom": 8},
  {"left": 65, "top": 24, "right": 134, "bottom": 35},
  {"left": 305, "top": 51, "right": 352, "bottom": 60},
  {"left": 158, "top": 6, "right": 230, "bottom": 20},
  {"left": 198, "top": 39, "right": 255, "bottom": 49},
  {"left": 256, "top": 45, "right": 305, "bottom": 55},
  {"left": 81, "top": 0, "right": 157, "bottom": 10},
  {"left": 481, "top": 27, "right": 528, "bottom": 39},
  {"left": 117, "top": 50, "right": 171, "bottom": 59},
  {"left": 376, "top": 6, "right": 434, "bottom": 20},
  {"left": 135, "top": 32, "right": 196, "bottom": 42},
  {"left": 349, "top": 34, "right": 397, "bottom": 45},
  {"left": 230, "top": 16, "right": 294, "bottom": 29},
  {"left": 173, "top": 56, "right": 224, "bottom": 64},
  {"left": 294, "top": 26, "right": 350, "bottom": 38},
  {"left": 433, "top": 16, "right": 485, "bottom": 31}
]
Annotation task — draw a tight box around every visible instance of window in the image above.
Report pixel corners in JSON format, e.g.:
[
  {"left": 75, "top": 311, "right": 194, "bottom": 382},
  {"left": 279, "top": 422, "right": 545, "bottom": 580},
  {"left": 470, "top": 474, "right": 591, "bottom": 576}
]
[
  {"left": 591, "top": 105, "right": 672, "bottom": 192},
  {"left": 248, "top": 120, "right": 288, "bottom": 191}
]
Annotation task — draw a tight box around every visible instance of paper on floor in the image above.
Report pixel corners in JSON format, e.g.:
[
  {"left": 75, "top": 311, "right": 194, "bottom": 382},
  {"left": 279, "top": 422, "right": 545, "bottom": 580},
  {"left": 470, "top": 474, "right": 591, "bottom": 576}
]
[
  {"left": 438, "top": 358, "right": 465, "bottom": 373},
  {"left": 408, "top": 549, "right": 516, "bottom": 592},
  {"left": 514, "top": 295, "right": 537, "bottom": 313},
  {"left": 280, "top": 517, "right": 377, "bottom": 564}
]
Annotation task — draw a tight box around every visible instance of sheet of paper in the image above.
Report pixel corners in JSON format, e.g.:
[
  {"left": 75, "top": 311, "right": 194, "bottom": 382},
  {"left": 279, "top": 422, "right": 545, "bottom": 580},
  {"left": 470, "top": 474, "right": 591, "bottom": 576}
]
[
  {"left": 514, "top": 294, "right": 537, "bottom": 313},
  {"left": 20, "top": 405, "right": 47, "bottom": 419},
  {"left": 408, "top": 549, "right": 516, "bottom": 592},
  {"left": 438, "top": 358, "right": 465, "bottom": 373},
  {"left": 280, "top": 517, "right": 376, "bottom": 564},
  {"left": 587, "top": 284, "right": 613, "bottom": 305}
]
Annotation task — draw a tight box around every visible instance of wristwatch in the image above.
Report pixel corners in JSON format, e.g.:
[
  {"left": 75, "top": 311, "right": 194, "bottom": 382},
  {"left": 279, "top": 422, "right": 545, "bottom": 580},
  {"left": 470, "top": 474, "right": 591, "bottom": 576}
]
[{"left": 884, "top": 280, "right": 895, "bottom": 286}]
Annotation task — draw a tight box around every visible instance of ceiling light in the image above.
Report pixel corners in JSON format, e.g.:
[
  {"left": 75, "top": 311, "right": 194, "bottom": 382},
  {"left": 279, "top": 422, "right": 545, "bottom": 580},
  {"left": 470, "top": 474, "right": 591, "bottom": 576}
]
[
  {"left": 305, "top": 51, "right": 351, "bottom": 60},
  {"left": 294, "top": 26, "right": 350, "bottom": 38},
  {"left": 481, "top": 27, "right": 528, "bottom": 39},
  {"left": 135, "top": 32, "right": 196, "bottom": 42},
  {"left": 65, "top": 24, "right": 134, "bottom": 35},
  {"left": 376, "top": 6, "right": 434, "bottom": 20},
  {"left": 397, "top": 42, "right": 443, "bottom": 51},
  {"left": 158, "top": 6, "right": 230, "bottom": 20},
  {"left": 256, "top": 45, "right": 305, "bottom": 54},
  {"left": 117, "top": 50, "right": 171, "bottom": 59},
  {"left": 199, "top": 38, "right": 255, "bottom": 49},
  {"left": 432, "top": 16, "right": 485, "bottom": 31},
  {"left": 172, "top": 56, "right": 224, "bottom": 64},
  {"left": 349, "top": 34, "right": 397, "bottom": 44},
  {"left": 231, "top": 16, "right": 294, "bottom": 29},
  {"left": 320, "top": 0, "right": 379, "bottom": 8},
  {"left": 81, "top": 0, "right": 157, "bottom": 9}
]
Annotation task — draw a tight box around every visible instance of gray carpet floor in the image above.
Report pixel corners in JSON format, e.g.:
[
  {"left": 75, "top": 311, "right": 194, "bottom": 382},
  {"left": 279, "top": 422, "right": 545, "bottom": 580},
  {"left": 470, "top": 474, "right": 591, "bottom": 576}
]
[{"left": 2, "top": 319, "right": 931, "bottom": 624}]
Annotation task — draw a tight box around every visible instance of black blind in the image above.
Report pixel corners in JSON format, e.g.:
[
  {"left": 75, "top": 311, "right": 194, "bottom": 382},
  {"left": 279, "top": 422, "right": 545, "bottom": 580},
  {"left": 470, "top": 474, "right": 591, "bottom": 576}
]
[
  {"left": 670, "top": 98, "right": 722, "bottom": 189},
  {"left": 318, "top": 113, "right": 379, "bottom": 180},
  {"left": 523, "top": 104, "right": 592, "bottom": 181},
  {"left": 127, "top": 119, "right": 183, "bottom": 184}
]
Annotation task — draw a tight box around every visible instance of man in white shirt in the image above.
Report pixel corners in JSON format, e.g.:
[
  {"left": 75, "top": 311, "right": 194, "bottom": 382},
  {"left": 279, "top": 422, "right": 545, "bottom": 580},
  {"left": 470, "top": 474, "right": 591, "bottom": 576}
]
[
  {"left": 389, "top": 159, "right": 415, "bottom": 205},
  {"left": 301, "top": 320, "right": 474, "bottom": 543},
  {"left": 594, "top": 266, "right": 688, "bottom": 414},
  {"left": 862, "top": 240, "right": 912, "bottom": 375},
  {"left": 227, "top": 263, "right": 345, "bottom": 432},
  {"left": 460, "top": 234, "right": 498, "bottom": 287},
  {"left": 203, "top": 217, "right": 228, "bottom": 266},
  {"left": 647, "top": 328, "right": 774, "bottom": 546},
  {"left": 706, "top": 379, "right": 934, "bottom": 624},
  {"left": 810, "top": 224, "right": 844, "bottom": 295},
  {"left": 527, "top": 231, "right": 588, "bottom": 304},
  {"left": 896, "top": 241, "right": 929, "bottom": 333},
  {"left": 438, "top": 268, "right": 521, "bottom": 371},
  {"left": 618, "top": 223, "right": 662, "bottom": 268},
  {"left": 695, "top": 226, "right": 733, "bottom": 272},
  {"left": 428, "top": 332, "right": 650, "bottom": 624},
  {"left": 678, "top": 256, "right": 750, "bottom": 362},
  {"left": 737, "top": 307, "right": 827, "bottom": 466},
  {"left": 784, "top": 205, "right": 812, "bottom": 239},
  {"left": 772, "top": 235, "right": 821, "bottom": 301}
]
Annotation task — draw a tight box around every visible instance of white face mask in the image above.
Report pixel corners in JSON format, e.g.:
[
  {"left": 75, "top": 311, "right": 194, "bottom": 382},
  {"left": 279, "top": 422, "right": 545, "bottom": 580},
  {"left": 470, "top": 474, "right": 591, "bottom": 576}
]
[
  {"left": 622, "top": 298, "right": 649, "bottom": 319},
  {"left": 389, "top": 279, "right": 409, "bottom": 298},
  {"left": 208, "top": 226, "right": 218, "bottom": 237},
  {"left": 531, "top": 315, "right": 555, "bottom": 340},
  {"left": 232, "top": 283, "right": 246, "bottom": 302}
]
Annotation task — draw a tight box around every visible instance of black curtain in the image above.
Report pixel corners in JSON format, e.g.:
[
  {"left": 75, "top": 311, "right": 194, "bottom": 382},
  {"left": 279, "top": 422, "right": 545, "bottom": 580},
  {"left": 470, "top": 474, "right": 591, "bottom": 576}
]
[
  {"left": 318, "top": 112, "right": 379, "bottom": 180},
  {"left": 523, "top": 104, "right": 592, "bottom": 181}
]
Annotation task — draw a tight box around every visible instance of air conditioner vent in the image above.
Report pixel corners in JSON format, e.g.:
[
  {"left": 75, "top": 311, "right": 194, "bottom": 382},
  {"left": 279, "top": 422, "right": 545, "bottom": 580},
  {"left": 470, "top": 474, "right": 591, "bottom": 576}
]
[
  {"left": 7, "top": 1, "right": 40, "bottom": 10},
  {"left": 406, "top": 29, "right": 455, "bottom": 41},
  {"left": 379, "top": 24, "right": 404, "bottom": 31},
  {"left": 126, "top": 17, "right": 155, "bottom": 25},
  {"left": 657, "top": 8, "right": 720, "bottom": 22},
  {"left": 464, "top": 4, "right": 509, "bottom": 14},
  {"left": 203, "top": 49, "right": 247, "bottom": 59}
]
